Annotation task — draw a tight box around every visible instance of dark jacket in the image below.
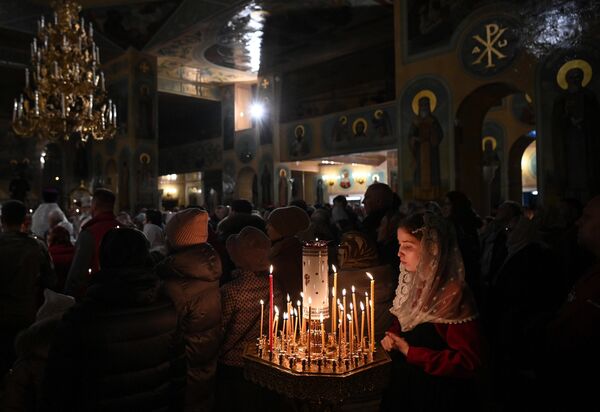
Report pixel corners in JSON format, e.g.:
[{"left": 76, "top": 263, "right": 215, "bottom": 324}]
[
  {"left": 48, "top": 243, "right": 75, "bottom": 292},
  {"left": 0, "top": 231, "right": 55, "bottom": 330},
  {"left": 42, "top": 268, "right": 186, "bottom": 412},
  {"left": 157, "top": 243, "right": 222, "bottom": 412}
]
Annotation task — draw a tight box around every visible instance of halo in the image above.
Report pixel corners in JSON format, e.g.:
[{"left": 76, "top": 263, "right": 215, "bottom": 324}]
[
  {"left": 525, "top": 93, "right": 532, "bottom": 104},
  {"left": 374, "top": 109, "right": 384, "bottom": 119},
  {"left": 352, "top": 118, "right": 368, "bottom": 135},
  {"left": 339, "top": 115, "right": 348, "bottom": 124},
  {"left": 482, "top": 136, "right": 497, "bottom": 151},
  {"left": 556, "top": 59, "right": 592, "bottom": 90},
  {"left": 294, "top": 125, "right": 305, "bottom": 137},
  {"left": 139, "top": 153, "right": 151, "bottom": 164},
  {"left": 412, "top": 89, "right": 437, "bottom": 115}
]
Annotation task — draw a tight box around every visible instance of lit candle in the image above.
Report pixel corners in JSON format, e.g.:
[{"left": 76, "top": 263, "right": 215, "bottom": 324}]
[
  {"left": 365, "top": 292, "right": 370, "bottom": 348},
  {"left": 282, "top": 312, "right": 287, "bottom": 343},
  {"left": 351, "top": 285, "right": 358, "bottom": 337},
  {"left": 293, "top": 308, "right": 298, "bottom": 344},
  {"left": 259, "top": 299, "right": 264, "bottom": 339},
  {"left": 34, "top": 91, "right": 39, "bottom": 116},
  {"left": 12, "top": 99, "right": 17, "bottom": 121},
  {"left": 308, "top": 297, "right": 312, "bottom": 361},
  {"left": 40, "top": 15, "right": 44, "bottom": 29},
  {"left": 25, "top": 68, "right": 29, "bottom": 88},
  {"left": 367, "top": 272, "right": 375, "bottom": 353},
  {"left": 273, "top": 306, "right": 279, "bottom": 340},
  {"left": 269, "top": 265, "right": 274, "bottom": 353},
  {"left": 349, "top": 302, "right": 354, "bottom": 338},
  {"left": 342, "top": 289, "right": 347, "bottom": 336},
  {"left": 88, "top": 94, "right": 93, "bottom": 117},
  {"left": 360, "top": 301, "right": 365, "bottom": 349},
  {"left": 286, "top": 294, "right": 291, "bottom": 337},
  {"left": 332, "top": 264, "right": 337, "bottom": 333},
  {"left": 320, "top": 314, "right": 325, "bottom": 351},
  {"left": 300, "top": 292, "right": 306, "bottom": 334},
  {"left": 348, "top": 314, "right": 353, "bottom": 356}
]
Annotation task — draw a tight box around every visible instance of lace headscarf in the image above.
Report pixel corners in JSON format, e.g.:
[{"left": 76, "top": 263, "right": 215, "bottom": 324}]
[{"left": 390, "top": 213, "right": 478, "bottom": 331}]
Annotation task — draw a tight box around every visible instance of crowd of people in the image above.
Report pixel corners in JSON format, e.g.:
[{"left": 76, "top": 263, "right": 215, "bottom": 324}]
[{"left": 0, "top": 183, "right": 598, "bottom": 411}]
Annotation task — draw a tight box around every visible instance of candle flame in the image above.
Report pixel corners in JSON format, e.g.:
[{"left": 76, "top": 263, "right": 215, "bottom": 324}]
[
  {"left": 308, "top": 297, "right": 312, "bottom": 305},
  {"left": 332, "top": 287, "right": 335, "bottom": 296},
  {"left": 360, "top": 301, "right": 365, "bottom": 310},
  {"left": 366, "top": 272, "right": 373, "bottom": 280},
  {"left": 287, "top": 293, "right": 290, "bottom": 302},
  {"left": 351, "top": 285, "right": 355, "bottom": 293},
  {"left": 88, "top": 268, "right": 92, "bottom": 274},
  {"left": 274, "top": 305, "right": 279, "bottom": 314},
  {"left": 365, "top": 291, "right": 369, "bottom": 297},
  {"left": 350, "top": 302, "right": 353, "bottom": 310},
  {"left": 337, "top": 298, "right": 341, "bottom": 305},
  {"left": 260, "top": 299, "right": 264, "bottom": 305},
  {"left": 342, "top": 288, "right": 346, "bottom": 296},
  {"left": 283, "top": 312, "right": 288, "bottom": 320},
  {"left": 320, "top": 314, "right": 323, "bottom": 322},
  {"left": 294, "top": 308, "right": 298, "bottom": 316},
  {"left": 339, "top": 304, "right": 344, "bottom": 311},
  {"left": 269, "top": 265, "right": 273, "bottom": 274},
  {"left": 332, "top": 264, "right": 337, "bottom": 273},
  {"left": 347, "top": 314, "right": 352, "bottom": 321},
  {"left": 300, "top": 292, "right": 304, "bottom": 298},
  {"left": 297, "top": 300, "right": 301, "bottom": 307}
]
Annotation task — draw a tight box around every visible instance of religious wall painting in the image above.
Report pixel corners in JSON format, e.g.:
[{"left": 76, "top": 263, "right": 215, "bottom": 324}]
[
  {"left": 400, "top": 77, "right": 450, "bottom": 200},
  {"left": 404, "top": 0, "right": 487, "bottom": 57},
  {"left": 235, "top": 131, "right": 257, "bottom": 163},
  {"left": 136, "top": 82, "right": 156, "bottom": 140},
  {"left": 277, "top": 166, "right": 290, "bottom": 207},
  {"left": 259, "top": 155, "right": 273, "bottom": 206},
  {"left": 323, "top": 105, "right": 396, "bottom": 153},
  {"left": 481, "top": 122, "right": 504, "bottom": 208},
  {"left": 288, "top": 124, "right": 311, "bottom": 159},
  {"left": 258, "top": 96, "right": 273, "bottom": 145},
  {"left": 460, "top": 16, "right": 519, "bottom": 77},
  {"left": 551, "top": 57, "right": 600, "bottom": 202},
  {"left": 222, "top": 85, "right": 235, "bottom": 151},
  {"left": 339, "top": 169, "right": 352, "bottom": 189}
]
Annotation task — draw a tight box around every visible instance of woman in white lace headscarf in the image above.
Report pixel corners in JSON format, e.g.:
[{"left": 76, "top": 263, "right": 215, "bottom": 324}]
[{"left": 380, "top": 212, "right": 484, "bottom": 412}]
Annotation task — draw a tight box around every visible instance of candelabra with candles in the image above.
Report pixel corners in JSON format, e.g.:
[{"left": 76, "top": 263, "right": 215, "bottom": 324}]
[
  {"left": 252, "top": 241, "right": 380, "bottom": 374},
  {"left": 11, "top": 0, "right": 117, "bottom": 142}
]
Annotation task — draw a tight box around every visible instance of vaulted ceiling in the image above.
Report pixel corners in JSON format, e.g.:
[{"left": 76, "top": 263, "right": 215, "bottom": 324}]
[{"left": 0, "top": 0, "right": 393, "bottom": 85}]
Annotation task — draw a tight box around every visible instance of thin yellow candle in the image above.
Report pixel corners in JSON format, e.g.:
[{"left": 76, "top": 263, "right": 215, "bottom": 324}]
[
  {"left": 273, "top": 306, "right": 279, "bottom": 337},
  {"left": 365, "top": 292, "right": 371, "bottom": 347},
  {"left": 360, "top": 301, "right": 365, "bottom": 349},
  {"left": 351, "top": 285, "right": 358, "bottom": 337},
  {"left": 308, "top": 297, "right": 312, "bottom": 360},
  {"left": 287, "top": 294, "right": 292, "bottom": 337},
  {"left": 320, "top": 314, "right": 325, "bottom": 350},
  {"left": 348, "top": 314, "right": 353, "bottom": 356},
  {"left": 342, "top": 288, "right": 347, "bottom": 336},
  {"left": 259, "top": 299, "right": 264, "bottom": 339},
  {"left": 300, "top": 292, "right": 306, "bottom": 334},
  {"left": 367, "top": 272, "right": 375, "bottom": 353},
  {"left": 282, "top": 312, "right": 287, "bottom": 341},
  {"left": 349, "top": 302, "right": 354, "bottom": 337},
  {"left": 338, "top": 303, "right": 344, "bottom": 342},
  {"left": 293, "top": 308, "right": 299, "bottom": 343},
  {"left": 332, "top": 264, "right": 337, "bottom": 333}
]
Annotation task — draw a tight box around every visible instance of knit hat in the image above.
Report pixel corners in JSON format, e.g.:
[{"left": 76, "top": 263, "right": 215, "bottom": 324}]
[
  {"left": 267, "top": 206, "right": 310, "bottom": 238},
  {"left": 165, "top": 208, "right": 208, "bottom": 249},
  {"left": 226, "top": 226, "right": 271, "bottom": 272}
]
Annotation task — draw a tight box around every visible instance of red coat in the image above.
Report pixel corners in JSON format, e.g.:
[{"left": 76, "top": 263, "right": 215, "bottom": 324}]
[
  {"left": 81, "top": 212, "right": 119, "bottom": 274},
  {"left": 388, "top": 318, "right": 484, "bottom": 378}
]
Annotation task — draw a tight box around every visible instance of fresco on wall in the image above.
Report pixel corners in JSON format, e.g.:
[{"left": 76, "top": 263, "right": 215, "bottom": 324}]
[
  {"left": 222, "top": 86, "right": 235, "bottom": 150},
  {"left": 405, "top": 0, "right": 487, "bottom": 57},
  {"left": 400, "top": 77, "right": 450, "bottom": 200},
  {"left": 324, "top": 105, "right": 396, "bottom": 151},
  {"left": 482, "top": 122, "right": 504, "bottom": 208},
  {"left": 259, "top": 155, "right": 273, "bottom": 206},
  {"left": 511, "top": 93, "right": 535, "bottom": 125},
  {"left": 287, "top": 124, "right": 312, "bottom": 159},
  {"left": 159, "top": 140, "right": 222, "bottom": 175}
]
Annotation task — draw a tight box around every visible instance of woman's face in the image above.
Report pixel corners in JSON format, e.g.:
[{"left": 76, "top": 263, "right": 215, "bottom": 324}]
[{"left": 397, "top": 228, "right": 422, "bottom": 272}]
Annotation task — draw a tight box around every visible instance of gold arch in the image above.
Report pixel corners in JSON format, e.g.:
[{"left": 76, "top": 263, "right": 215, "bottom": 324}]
[
  {"left": 352, "top": 118, "right": 368, "bottom": 135},
  {"left": 482, "top": 136, "right": 497, "bottom": 151},
  {"left": 374, "top": 109, "right": 384, "bottom": 119},
  {"left": 556, "top": 59, "right": 593, "bottom": 90},
  {"left": 339, "top": 115, "right": 348, "bottom": 124},
  {"left": 412, "top": 89, "right": 437, "bottom": 115},
  {"left": 139, "top": 153, "right": 151, "bottom": 164}
]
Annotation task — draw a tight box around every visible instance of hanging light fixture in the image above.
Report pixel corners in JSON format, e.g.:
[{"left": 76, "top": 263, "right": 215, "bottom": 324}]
[{"left": 11, "top": 0, "right": 117, "bottom": 142}]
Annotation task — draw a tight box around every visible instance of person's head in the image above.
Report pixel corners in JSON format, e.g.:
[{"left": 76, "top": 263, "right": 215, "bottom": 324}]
[
  {"left": 495, "top": 200, "right": 523, "bottom": 228},
  {"left": 443, "top": 191, "right": 471, "bottom": 218},
  {"left": 362, "top": 182, "right": 394, "bottom": 216},
  {"left": 266, "top": 206, "right": 310, "bottom": 241},
  {"left": 1, "top": 200, "right": 27, "bottom": 231},
  {"left": 165, "top": 208, "right": 208, "bottom": 251},
  {"left": 418, "top": 97, "right": 431, "bottom": 118},
  {"left": 576, "top": 195, "right": 600, "bottom": 257},
  {"left": 337, "top": 231, "right": 379, "bottom": 269},
  {"left": 230, "top": 199, "right": 253, "bottom": 216},
  {"left": 99, "top": 227, "right": 152, "bottom": 270},
  {"left": 215, "top": 205, "right": 229, "bottom": 221},
  {"left": 116, "top": 211, "right": 134, "bottom": 228},
  {"left": 91, "top": 188, "right": 115, "bottom": 217},
  {"left": 289, "top": 199, "right": 308, "bottom": 212},
  {"left": 333, "top": 195, "right": 348, "bottom": 208},
  {"left": 226, "top": 226, "right": 271, "bottom": 272},
  {"left": 47, "top": 225, "right": 72, "bottom": 247},
  {"left": 396, "top": 213, "right": 425, "bottom": 272},
  {"left": 42, "top": 188, "right": 59, "bottom": 203},
  {"left": 144, "top": 209, "right": 162, "bottom": 226}
]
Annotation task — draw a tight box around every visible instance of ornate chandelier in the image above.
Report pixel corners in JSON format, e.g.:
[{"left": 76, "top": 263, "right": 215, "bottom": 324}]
[{"left": 11, "top": 0, "right": 117, "bottom": 142}]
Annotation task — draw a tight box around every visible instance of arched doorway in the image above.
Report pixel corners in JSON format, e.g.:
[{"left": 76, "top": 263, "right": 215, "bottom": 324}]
[
  {"left": 455, "top": 82, "right": 524, "bottom": 214},
  {"left": 236, "top": 167, "right": 256, "bottom": 202},
  {"left": 508, "top": 134, "right": 536, "bottom": 202}
]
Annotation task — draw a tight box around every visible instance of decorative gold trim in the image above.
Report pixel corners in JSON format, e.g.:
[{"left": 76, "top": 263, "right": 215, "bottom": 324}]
[
  {"left": 482, "top": 136, "right": 497, "bottom": 151},
  {"left": 352, "top": 118, "right": 368, "bottom": 135},
  {"left": 139, "top": 153, "right": 151, "bottom": 164}
]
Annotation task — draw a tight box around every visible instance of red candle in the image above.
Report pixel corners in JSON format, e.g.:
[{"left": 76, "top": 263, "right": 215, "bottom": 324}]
[{"left": 269, "top": 265, "right": 274, "bottom": 353}]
